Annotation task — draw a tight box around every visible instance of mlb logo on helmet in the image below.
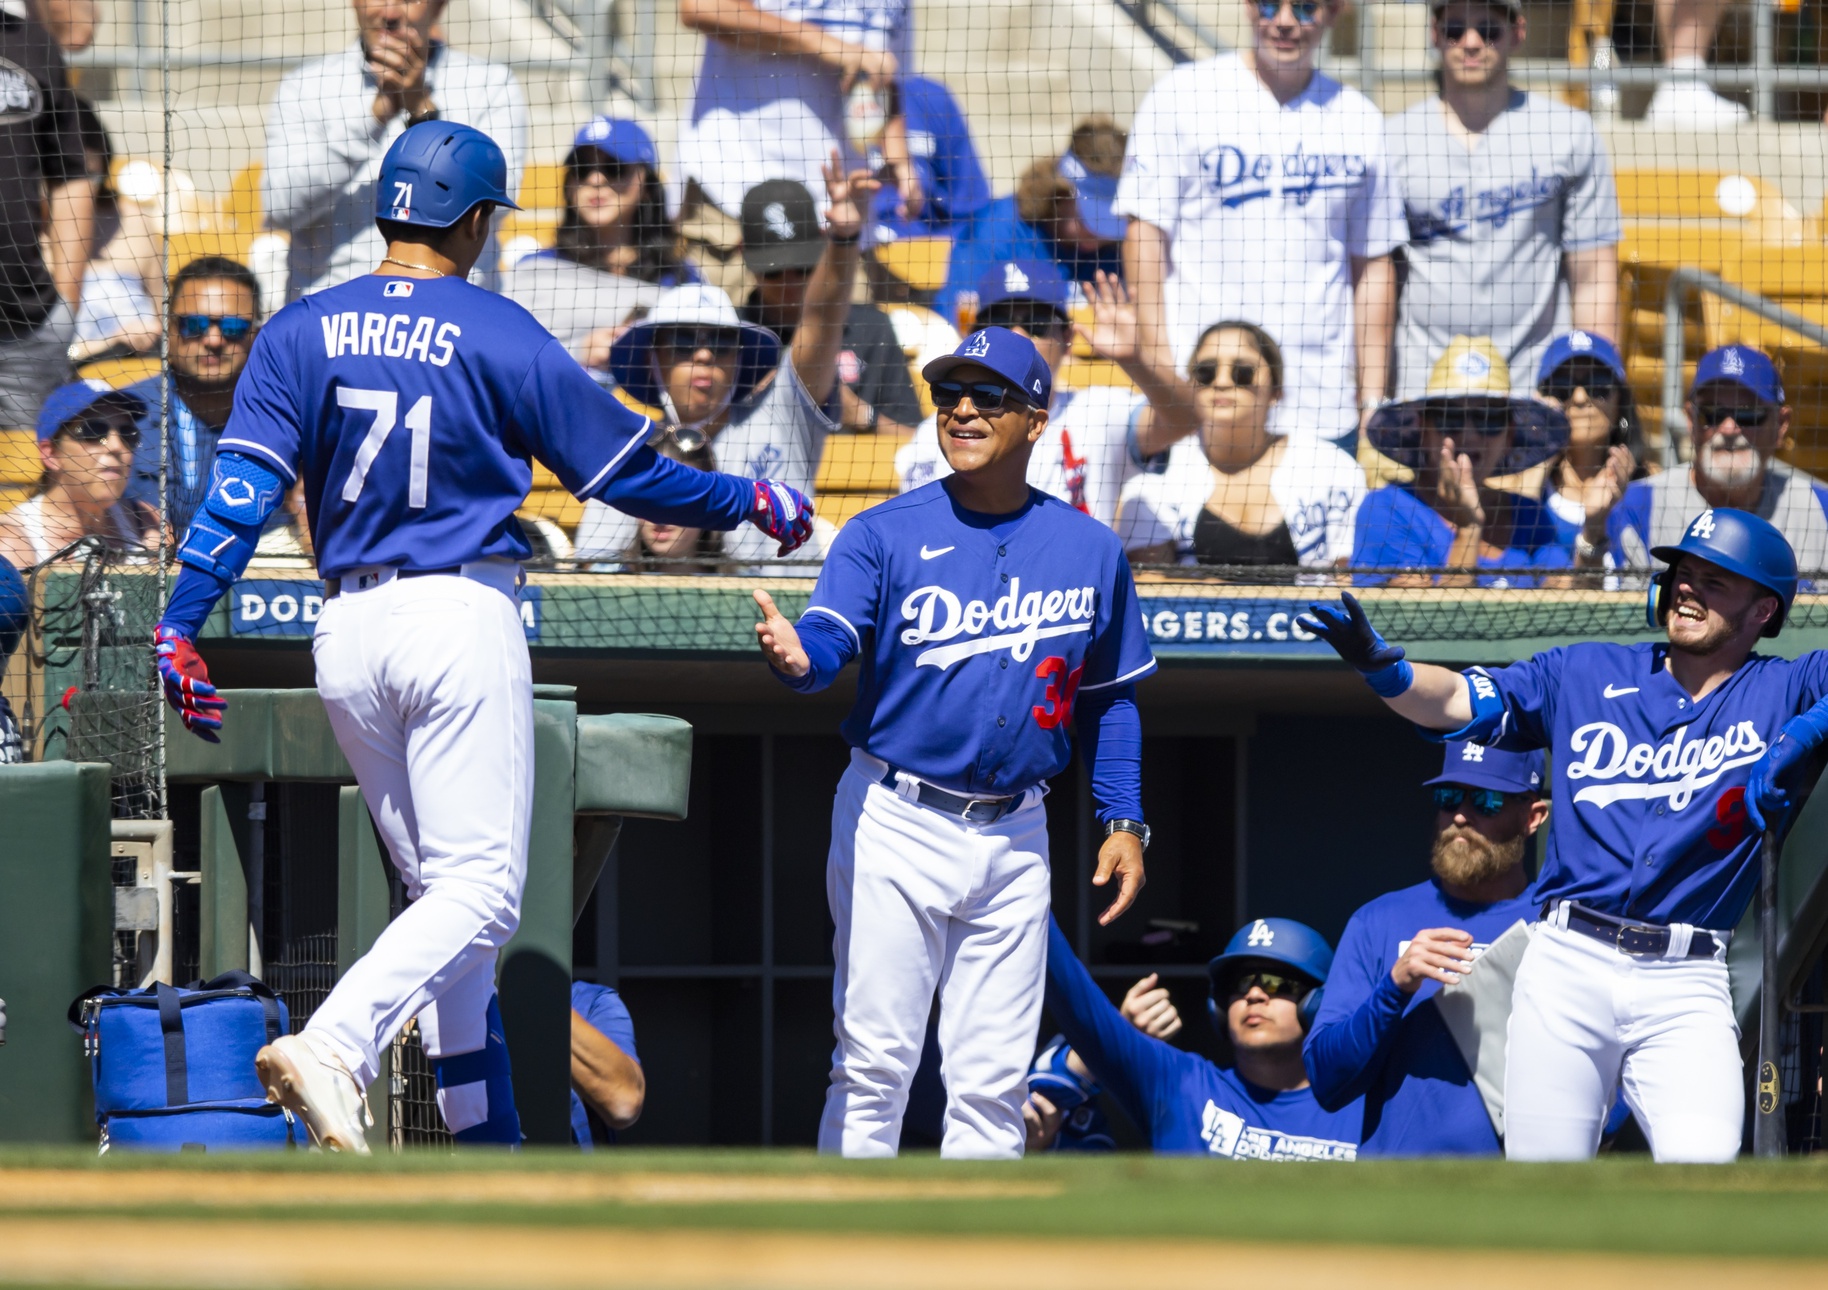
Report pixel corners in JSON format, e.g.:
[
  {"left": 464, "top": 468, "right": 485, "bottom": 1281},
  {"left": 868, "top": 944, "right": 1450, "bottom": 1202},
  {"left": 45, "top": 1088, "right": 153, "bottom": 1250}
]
[
  {"left": 1003, "top": 262, "right": 1031, "bottom": 293},
  {"left": 1246, "top": 920, "right": 1275, "bottom": 948},
  {"left": 962, "top": 331, "right": 992, "bottom": 359}
]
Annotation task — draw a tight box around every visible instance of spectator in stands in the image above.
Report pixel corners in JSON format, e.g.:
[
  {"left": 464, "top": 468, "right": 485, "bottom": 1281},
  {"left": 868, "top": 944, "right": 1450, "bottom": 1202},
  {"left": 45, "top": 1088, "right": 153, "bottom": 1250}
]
[
  {"left": 1609, "top": 344, "right": 1827, "bottom": 573},
  {"left": 618, "top": 436, "right": 730, "bottom": 573},
  {"left": 870, "top": 74, "right": 992, "bottom": 242},
  {"left": 935, "top": 118, "right": 1128, "bottom": 327},
  {"left": 1356, "top": 337, "right": 1570, "bottom": 583},
  {"left": 1386, "top": 0, "right": 1621, "bottom": 406},
  {"left": 571, "top": 980, "right": 645, "bottom": 1147},
  {"left": 738, "top": 179, "right": 921, "bottom": 436},
  {"left": 0, "top": 553, "right": 22, "bottom": 762},
  {"left": 1305, "top": 741, "right": 1546, "bottom": 1156},
  {"left": 674, "top": 0, "right": 914, "bottom": 298},
  {"left": 1115, "top": 0, "right": 1402, "bottom": 446},
  {"left": 0, "top": 2, "right": 91, "bottom": 433},
  {"left": 1118, "top": 319, "right": 1366, "bottom": 569},
  {"left": 573, "top": 156, "right": 874, "bottom": 568},
  {"left": 898, "top": 264, "right": 1199, "bottom": 526},
  {"left": 121, "top": 257, "right": 263, "bottom": 535},
  {"left": 0, "top": 381, "right": 156, "bottom": 569},
  {"left": 1037, "top": 914, "right": 1360, "bottom": 1158},
  {"left": 503, "top": 116, "right": 696, "bottom": 376},
  {"left": 265, "top": 0, "right": 527, "bottom": 300},
  {"left": 24, "top": 0, "right": 95, "bottom": 54},
  {"left": 1645, "top": 0, "right": 1746, "bottom": 126},
  {"left": 1532, "top": 331, "right": 1644, "bottom": 569},
  {"left": 70, "top": 116, "right": 188, "bottom": 367}
]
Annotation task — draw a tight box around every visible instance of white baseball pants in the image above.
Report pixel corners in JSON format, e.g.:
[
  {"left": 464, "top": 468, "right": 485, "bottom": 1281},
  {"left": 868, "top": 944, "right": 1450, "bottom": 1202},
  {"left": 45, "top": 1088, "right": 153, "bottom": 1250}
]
[
  {"left": 304, "top": 562, "right": 532, "bottom": 1125},
  {"left": 1505, "top": 921, "right": 1743, "bottom": 1163},
  {"left": 820, "top": 750, "right": 1052, "bottom": 1160}
]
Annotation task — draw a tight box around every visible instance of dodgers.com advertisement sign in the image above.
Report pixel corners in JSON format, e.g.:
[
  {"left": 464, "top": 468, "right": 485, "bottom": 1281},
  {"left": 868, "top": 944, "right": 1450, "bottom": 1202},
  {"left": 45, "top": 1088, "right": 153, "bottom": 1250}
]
[
  {"left": 1139, "top": 597, "right": 1330, "bottom": 655},
  {"left": 231, "top": 579, "right": 543, "bottom": 641}
]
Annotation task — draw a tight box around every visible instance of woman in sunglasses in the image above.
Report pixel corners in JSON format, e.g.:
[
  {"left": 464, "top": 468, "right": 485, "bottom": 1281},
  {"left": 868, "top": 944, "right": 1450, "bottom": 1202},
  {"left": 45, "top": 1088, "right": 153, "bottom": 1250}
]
[
  {"left": 1532, "top": 332, "right": 1647, "bottom": 569},
  {"left": 0, "top": 382, "right": 158, "bottom": 571},
  {"left": 1117, "top": 319, "right": 1365, "bottom": 572},
  {"left": 502, "top": 117, "right": 695, "bottom": 375},
  {"left": 1356, "top": 336, "right": 1570, "bottom": 586}
]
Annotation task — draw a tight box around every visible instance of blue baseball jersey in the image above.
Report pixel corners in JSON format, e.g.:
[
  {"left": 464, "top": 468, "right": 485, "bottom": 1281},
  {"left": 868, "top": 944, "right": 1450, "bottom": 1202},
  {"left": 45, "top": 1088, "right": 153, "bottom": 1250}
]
[
  {"left": 1353, "top": 483, "right": 1571, "bottom": 587},
  {"left": 1305, "top": 878, "right": 1538, "bottom": 1156},
  {"left": 569, "top": 981, "right": 639, "bottom": 1149},
  {"left": 789, "top": 484, "right": 1155, "bottom": 798},
  {"left": 218, "top": 274, "right": 652, "bottom": 578},
  {"left": 1470, "top": 642, "right": 1828, "bottom": 928},
  {"left": 1046, "top": 919, "right": 1359, "bottom": 1159}
]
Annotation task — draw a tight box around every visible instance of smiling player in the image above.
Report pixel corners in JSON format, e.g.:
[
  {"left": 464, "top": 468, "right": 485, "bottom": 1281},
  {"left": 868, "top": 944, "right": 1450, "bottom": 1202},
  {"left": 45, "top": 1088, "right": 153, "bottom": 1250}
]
[
  {"left": 754, "top": 327, "right": 1156, "bottom": 1158},
  {"left": 1301, "top": 508, "right": 1824, "bottom": 1162}
]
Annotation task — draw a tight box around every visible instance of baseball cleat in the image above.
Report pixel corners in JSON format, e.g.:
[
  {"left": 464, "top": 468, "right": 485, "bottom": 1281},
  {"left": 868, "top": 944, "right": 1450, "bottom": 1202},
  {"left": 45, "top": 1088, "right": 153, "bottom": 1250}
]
[{"left": 256, "top": 1032, "right": 374, "bottom": 1154}]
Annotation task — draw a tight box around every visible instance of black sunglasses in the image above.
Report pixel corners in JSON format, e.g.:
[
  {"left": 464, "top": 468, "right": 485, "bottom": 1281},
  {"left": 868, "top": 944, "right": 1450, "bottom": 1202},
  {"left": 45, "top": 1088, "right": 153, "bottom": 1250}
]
[
  {"left": 1228, "top": 970, "right": 1308, "bottom": 1001},
  {"left": 1433, "top": 404, "right": 1511, "bottom": 435},
  {"left": 572, "top": 159, "right": 642, "bottom": 185},
  {"left": 930, "top": 379, "right": 1032, "bottom": 412},
  {"left": 1696, "top": 402, "right": 1772, "bottom": 429},
  {"left": 1191, "top": 359, "right": 1261, "bottom": 389},
  {"left": 1432, "top": 785, "right": 1515, "bottom": 816},
  {"left": 1539, "top": 364, "right": 1618, "bottom": 403},
  {"left": 176, "top": 314, "right": 255, "bottom": 342},
  {"left": 62, "top": 414, "right": 141, "bottom": 449},
  {"left": 1255, "top": 0, "right": 1324, "bottom": 23},
  {"left": 1440, "top": 16, "right": 1510, "bottom": 42},
  {"left": 654, "top": 325, "right": 740, "bottom": 355}
]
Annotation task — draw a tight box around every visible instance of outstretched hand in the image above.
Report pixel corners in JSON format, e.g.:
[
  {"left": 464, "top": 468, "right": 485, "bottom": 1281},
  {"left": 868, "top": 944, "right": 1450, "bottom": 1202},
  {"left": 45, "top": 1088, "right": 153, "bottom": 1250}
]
[
  {"left": 1297, "top": 593, "right": 1406, "bottom": 675},
  {"left": 753, "top": 590, "right": 810, "bottom": 678},
  {"left": 1073, "top": 271, "right": 1139, "bottom": 365},
  {"left": 822, "top": 150, "right": 881, "bottom": 244},
  {"left": 1092, "top": 830, "right": 1145, "bottom": 926}
]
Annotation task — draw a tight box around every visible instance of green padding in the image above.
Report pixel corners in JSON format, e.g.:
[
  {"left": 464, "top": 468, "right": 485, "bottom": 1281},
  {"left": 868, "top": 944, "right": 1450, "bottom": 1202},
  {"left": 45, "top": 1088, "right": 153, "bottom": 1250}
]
[
  {"left": 0, "top": 762, "right": 113, "bottom": 1143},
  {"left": 165, "top": 689, "right": 351, "bottom": 782},
  {"left": 574, "top": 713, "right": 694, "bottom": 820},
  {"left": 1732, "top": 762, "right": 1828, "bottom": 1029}
]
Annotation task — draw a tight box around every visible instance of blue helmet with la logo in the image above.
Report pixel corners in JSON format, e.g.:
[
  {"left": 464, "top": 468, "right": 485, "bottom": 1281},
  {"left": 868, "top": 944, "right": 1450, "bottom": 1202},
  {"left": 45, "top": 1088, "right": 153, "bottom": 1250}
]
[
  {"left": 376, "top": 121, "right": 521, "bottom": 229},
  {"left": 1206, "top": 917, "right": 1334, "bottom": 1033},
  {"left": 1649, "top": 507, "right": 1797, "bottom": 638}
]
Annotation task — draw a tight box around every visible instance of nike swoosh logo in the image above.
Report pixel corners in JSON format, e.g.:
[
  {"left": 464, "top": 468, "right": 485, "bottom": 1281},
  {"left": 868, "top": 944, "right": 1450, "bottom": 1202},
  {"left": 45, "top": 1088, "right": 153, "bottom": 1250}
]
[
  {"left": 1603, "top": 684, "right": 1639, "bottom": 698},
  {"left": 919, "top": 545, "right": 954, "bottom": 560}
]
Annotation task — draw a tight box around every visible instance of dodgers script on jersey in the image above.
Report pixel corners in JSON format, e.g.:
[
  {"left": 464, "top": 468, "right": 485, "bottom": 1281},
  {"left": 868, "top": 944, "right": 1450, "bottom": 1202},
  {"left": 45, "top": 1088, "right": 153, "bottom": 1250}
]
[
  {"left": 791, "top": 484, "right": 1156, "bottom": 796},
  {"left": 1472, "top": 641, "right": 1828, "bottom": 928},
  {"left": 219, "top": 274, "right": 652, "bottom": 577}
]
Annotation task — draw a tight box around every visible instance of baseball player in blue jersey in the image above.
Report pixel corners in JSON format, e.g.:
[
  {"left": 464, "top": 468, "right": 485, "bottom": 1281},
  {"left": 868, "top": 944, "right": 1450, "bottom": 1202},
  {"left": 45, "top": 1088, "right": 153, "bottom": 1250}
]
[
  {"left": 1305, "top": 741, "right": 1546, "bottom": 1156},
  {"left": 753, "top": 326, "right": 1156, "bottom": 1157},
  {"left": 1301, "top": 506, "right": 1824, "bottom": 1162},
  {"left": 1044, "top": 916, "right": 1360, "bottom": 1158},
  {"left": 150, "top": 122, "right": 814, "bottom": 1152}
]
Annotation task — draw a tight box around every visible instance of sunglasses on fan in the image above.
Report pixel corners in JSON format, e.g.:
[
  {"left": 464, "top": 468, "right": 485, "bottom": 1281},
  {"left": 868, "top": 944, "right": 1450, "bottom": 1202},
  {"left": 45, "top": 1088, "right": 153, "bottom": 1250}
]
[
  {"left": 1538, "top": 363, "right": 1619, "bottom": 403},
  {"left": 175, "top": 314, "right": 255, "bottom": 342},
  {"left": 653, "top": 325, "right": 740, "bottom": 355},
  {"left": 62, "top": 414, "right": 141, "bottom": 449},
  {"left": 1255, "top": 0, "right": 1324, "bottom": 23},
  {"left": 1191, "top": 359, "right": 1261, "bottom": 389},
  {"left": 1439, "top": 16, "right": 1510, "bottom": 42},
  {"left": 1696, "top": 402, "right": 1773, "bottom": 429}
]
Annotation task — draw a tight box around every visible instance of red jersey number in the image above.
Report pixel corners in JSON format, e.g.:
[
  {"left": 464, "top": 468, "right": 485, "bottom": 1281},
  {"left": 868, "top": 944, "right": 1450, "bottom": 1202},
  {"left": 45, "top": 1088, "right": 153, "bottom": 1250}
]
[
  {"left": 1707, "top": 785, "right": 1750, "bottom": 851},
  {"left": 1032, "top": 656, "right": 1085, "bottom": 730}
]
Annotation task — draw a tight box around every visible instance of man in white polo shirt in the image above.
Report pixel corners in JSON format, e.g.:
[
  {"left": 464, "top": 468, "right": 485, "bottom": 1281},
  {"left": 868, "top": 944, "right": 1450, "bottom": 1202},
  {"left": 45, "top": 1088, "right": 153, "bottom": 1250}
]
[{"left": 1114, "top": 0, "right": 1404, "bottom": 445}]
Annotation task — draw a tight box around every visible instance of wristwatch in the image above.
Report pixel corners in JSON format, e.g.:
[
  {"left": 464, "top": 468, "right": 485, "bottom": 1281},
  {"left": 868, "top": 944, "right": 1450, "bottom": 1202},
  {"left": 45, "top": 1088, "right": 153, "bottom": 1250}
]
[
  {"left": 406, "top": 106, "right": 442, "bottom": 127},
  {"left": 1105, "top": 819, "right": 1150, "bottom": 851}
]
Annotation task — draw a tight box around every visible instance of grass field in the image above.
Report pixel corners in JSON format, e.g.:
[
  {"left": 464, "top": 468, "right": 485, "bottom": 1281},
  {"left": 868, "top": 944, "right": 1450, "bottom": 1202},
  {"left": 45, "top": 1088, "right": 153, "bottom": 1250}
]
[{"left": 3, "top": 1149, "right": 1828, "bottom": 1288}]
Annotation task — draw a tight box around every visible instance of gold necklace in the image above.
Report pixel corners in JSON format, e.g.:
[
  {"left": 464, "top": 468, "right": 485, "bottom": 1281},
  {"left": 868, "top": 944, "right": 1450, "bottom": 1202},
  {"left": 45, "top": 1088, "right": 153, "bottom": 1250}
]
[{"left": 379, "top": 257, "right": 448, "bottom": 277}]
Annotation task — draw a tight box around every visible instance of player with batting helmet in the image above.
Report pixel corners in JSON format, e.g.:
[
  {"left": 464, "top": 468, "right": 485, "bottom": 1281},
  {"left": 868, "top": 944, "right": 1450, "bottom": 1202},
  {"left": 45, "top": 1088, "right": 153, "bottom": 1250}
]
[{"left": 1301, "top": 506, "right": 1814, "bottom": 1161}]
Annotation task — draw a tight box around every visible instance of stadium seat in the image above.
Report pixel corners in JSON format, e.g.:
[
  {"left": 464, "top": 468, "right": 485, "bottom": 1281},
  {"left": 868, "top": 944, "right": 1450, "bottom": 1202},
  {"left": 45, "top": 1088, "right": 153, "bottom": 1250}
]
[
  {"left": 165, "top": 229, "right": 257, "bottom": 276},
  {"left": 0, "top": 429, "right": 40, "bottom": 487},
  {"left": 873, "top": 237, "right": 951, "bottom": 294},
  {"left": 518, "top": 164, "right": 567, "bottom": 214},
  {"left": 220, "top": 163, "right": 263, "bottom": 233},
  {"left": 1615, "top": 170, "right": 1790, "bottom": 223},
  {"left": 816, "top": 490, "right": 895, "bottom": 528},
  {"left": 1708, "top": 245, "right": 1828, "bottom": 394},
  {"left": 522, "top": 462, "right": 586, "bottom": 533},
  {"left": 1059, "top": 358, "right": 1136, "bottom": 390},
  {"left": 73, "top": 355, "right": 160, "bottom": 388},
  {"left": 816, "top": 432, "right": 910, "bottom": 495}
]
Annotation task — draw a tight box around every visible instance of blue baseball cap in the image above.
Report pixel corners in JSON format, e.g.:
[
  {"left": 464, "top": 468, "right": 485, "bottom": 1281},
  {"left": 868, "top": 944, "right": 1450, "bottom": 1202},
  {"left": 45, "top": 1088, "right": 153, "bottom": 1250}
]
[
  {"left": 1058, "top": 150, "right": 1124, "bottom": 242},
  {"left": 569, "top": 116, "right": 658, "bottom": 169},
  {"left": 1537, "top": 330, "right": 1627, "bottom": 388},
  {"left": 1208, "top": 918, "right": 1334, "bottom": 989},
  {"left": 1425, "top": 740, "right": 1546, "bottom": 795},
  {"left": 1693, "top": 345, "right": 1784, "bottom": 405},
  {"left": 922, "top": 327, "right": 1053, "bottom": 408},
  {"left": 35, "top": 379, "right": 147, "bottom": 443},
  {"left": 974, "top": 258, "right": 1070, "bottom": 314}
]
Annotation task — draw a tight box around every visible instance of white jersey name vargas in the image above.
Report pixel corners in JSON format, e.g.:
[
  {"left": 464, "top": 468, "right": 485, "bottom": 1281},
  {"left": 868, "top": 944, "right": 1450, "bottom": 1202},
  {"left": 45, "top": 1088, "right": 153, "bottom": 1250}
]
[
  {"left": 899, "top": 577, "right": 1096, "bottom": 671},
  {"left": 320, "top": 311, "right": 461, "bottom": 367},
  {"left": 1200, "top": 1102, "right": 1356, "bottom": 1162},
  {"left": 1565, "top": 720, "right": 1767, "bottom": 811}
]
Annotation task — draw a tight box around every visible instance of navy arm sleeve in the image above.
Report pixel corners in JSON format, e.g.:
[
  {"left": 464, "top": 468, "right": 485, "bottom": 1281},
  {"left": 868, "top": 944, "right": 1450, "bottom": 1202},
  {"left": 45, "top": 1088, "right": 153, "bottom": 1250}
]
[
  {"left": 159, "top": 565, "right": 234, "bottom": 639},
  {"left": 592, "top": 443, "right": 755, "bottom": 531},
  {"left": 1075, "top": 684, "right": 1142, "bottom": 822},
  {"left": 1044, "top": 915, "right": 1183, "bottom": 1140}
]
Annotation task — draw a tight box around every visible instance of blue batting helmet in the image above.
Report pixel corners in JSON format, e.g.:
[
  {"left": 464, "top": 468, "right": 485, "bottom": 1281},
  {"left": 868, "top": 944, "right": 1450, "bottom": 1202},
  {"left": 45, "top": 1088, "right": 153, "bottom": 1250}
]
[
  {"left": 376, "top": 122, "right": 520, "bottom": 229},
  {"left": 1206, "top": 918, "right": 1333, "bottom": 1032},
  {"left": 1650, "top": 507, "right": 1798, "bottom": 638}
]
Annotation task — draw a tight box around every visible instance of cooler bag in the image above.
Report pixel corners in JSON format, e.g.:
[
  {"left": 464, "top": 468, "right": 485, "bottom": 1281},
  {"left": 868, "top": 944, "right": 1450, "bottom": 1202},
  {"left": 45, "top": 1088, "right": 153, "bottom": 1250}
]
[{"left": 70, "top": 971, "right": 296, "bottom": 1152}]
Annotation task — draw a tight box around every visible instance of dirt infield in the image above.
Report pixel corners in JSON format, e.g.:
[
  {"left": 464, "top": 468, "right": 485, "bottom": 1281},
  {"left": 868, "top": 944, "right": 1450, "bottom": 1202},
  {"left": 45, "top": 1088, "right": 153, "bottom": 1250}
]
[{"left": 2, "top": 1216, "right": 1826, "bottom": 1289}]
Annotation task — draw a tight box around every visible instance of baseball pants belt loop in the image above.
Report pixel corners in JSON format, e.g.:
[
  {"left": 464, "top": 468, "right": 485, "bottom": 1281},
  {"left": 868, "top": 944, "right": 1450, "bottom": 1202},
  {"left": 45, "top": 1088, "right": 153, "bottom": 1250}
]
[
  {"left": 871, "top": 762, "right": 1019, "bottom": 824},
  {"left": 324, "top": 565, "right": 464, "bottom": 600},
  {"left": 1546, "top": 900, "right": 1724, "bottom": 960}
]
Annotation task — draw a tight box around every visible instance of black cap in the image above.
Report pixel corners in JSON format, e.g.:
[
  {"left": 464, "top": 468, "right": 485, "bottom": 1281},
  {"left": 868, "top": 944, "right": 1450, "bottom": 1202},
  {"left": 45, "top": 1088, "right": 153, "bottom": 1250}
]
[{"left": 741, "top": 180, "right": 824, "bottom": 276}]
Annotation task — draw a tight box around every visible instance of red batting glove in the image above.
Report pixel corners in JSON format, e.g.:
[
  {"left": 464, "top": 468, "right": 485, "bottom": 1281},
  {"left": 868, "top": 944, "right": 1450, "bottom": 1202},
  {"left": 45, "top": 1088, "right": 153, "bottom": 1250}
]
[
  {"left": 751, "top": 479, "right": 816, "bottom": 557},
  {"left": 154, "top": 625, "right": 226, "bottom": 742}
]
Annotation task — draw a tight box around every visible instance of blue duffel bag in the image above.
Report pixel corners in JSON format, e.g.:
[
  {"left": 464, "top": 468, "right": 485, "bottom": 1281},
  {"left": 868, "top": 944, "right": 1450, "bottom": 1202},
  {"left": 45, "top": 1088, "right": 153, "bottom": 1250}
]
[{"left": 69, "top": 971, "right": 296, "bottom": 1152}]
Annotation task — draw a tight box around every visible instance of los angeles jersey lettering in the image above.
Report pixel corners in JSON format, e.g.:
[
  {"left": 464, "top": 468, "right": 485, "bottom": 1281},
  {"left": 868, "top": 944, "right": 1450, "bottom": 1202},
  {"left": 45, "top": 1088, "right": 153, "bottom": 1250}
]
[
  {"left": 803, "top": 484, "right": 1156, "bottom": 795},
  {"left": 219, "top": 275, "right": 652, "bottom": 578},
  {"left": 1472, "top": 641, "right": 1828, "bottom": 928}
]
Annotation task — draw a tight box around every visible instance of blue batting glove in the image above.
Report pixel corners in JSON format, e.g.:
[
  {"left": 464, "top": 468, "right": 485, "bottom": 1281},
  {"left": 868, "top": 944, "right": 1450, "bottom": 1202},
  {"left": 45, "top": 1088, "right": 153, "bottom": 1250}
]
[
  {"left": 1297, "top": 593, "right": 1413, "bottom": 697},
  {"left": 1028, "top": 1034, "right": 1099, "bottom": 1115},
  {"left": 750, "top": 479, "right": 815, "bottom": 557},
  {"left": 1747, "top": 721, "right": 1819, "bottom": 834}
]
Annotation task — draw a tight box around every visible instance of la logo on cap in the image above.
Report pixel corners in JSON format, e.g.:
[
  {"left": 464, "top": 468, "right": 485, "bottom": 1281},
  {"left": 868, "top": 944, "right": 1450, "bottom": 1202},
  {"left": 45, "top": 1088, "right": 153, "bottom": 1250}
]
[
  {"left": 1570, "top": 331, "right": 1592, "bottom": 351},
  {"left": 962, "top": 331, "right": 992, "bottom": 358},
  {"left": 1003, "top": 263, "right": 1030, "bottom": 292},
  {"left": 1723, "top": 348, "right": 1745, "bottom": 375},
  {"left": 1246, "top": 920, "right": 1275, "bottom": 947},
  {"left": 1461, "top": 744, "right": 1485, "bottom": 762},
  {"left": 587, "top": 118, "right": 610, "bottom": 139},
  {"left": 1455, "top": 350, "right": 1492, "bottom": 379}
]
